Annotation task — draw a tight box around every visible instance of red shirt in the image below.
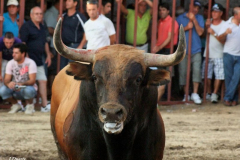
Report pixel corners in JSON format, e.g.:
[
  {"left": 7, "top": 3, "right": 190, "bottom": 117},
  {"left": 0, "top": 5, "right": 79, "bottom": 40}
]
[{"left": 156, "top": 15, "right": 179, "bottom": 48}]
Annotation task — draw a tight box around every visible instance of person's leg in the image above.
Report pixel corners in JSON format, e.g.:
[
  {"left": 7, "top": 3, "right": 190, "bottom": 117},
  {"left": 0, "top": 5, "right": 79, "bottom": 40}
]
[
  {"left": 0, "top": 85, "right": 22, "bottom": 113},
  {"left": 229, "top": 56, "right": 240, "bottom": 103},
  {"left": 179, "top": 55, "right": 188, "bottom": 100},
  {"left": 38, "top": 80, "right": 48, "bottom": 107},
  {"left": 191, "top": 53, "right": 202, "bottom": 104},
  {"left": 36, "top": 66, "right": 48, "bottom": 107},
  {"left": 213, "top": 58, "right": 224, "bottom": 94},
  {"left": 157, "top": 85, "right": 166, "bottom": 102},
  {"left": 136, "top": 43, "right": 149, "bottom": 53},
  {"left": 20, "top": 86, "right": 37, "bottom": 114},
  {"left": 0, "top": 60, "right": 8, "bottom": 87},
  {"left": 192, "top": 53, "right": 202, "bottom": 93},
  {"left": 223, "top": 53, "right": 234, "bottom": 102},
  {"left": 20, "top": 86, "right": 37, "bottom": 104}
]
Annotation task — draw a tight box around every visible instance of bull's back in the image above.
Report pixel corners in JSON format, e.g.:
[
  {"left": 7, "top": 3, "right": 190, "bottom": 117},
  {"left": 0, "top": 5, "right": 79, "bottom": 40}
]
[{"left": 51, "top": 66, "right": 81, "bottom": 157}]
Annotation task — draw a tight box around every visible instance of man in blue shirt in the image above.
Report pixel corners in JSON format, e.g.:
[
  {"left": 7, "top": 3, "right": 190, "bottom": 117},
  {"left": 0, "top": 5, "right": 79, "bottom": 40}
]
[
  {"left": 0, "top": 32, "right": 21, "bottom": 87},
  {"left": 176, "top": 0, "right": 204, "bottom": 104},
  {"left": 1, "top": 0, "right": 20, "bottom": 37}
]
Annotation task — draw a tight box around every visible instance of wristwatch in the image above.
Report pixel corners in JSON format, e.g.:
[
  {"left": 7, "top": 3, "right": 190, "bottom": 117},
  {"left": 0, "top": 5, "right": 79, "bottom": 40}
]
[{"left": 213, "top": 33, "right": 218, "bottom": 37}]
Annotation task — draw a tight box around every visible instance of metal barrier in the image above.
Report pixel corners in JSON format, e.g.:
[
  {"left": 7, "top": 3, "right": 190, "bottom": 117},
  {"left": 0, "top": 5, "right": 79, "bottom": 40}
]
[{"left": 0, "top": 0, "right": 233, "bottom": 106}]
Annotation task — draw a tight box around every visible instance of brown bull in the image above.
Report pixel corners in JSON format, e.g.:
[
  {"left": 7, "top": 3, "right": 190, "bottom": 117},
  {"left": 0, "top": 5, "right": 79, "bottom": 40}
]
[{"left": 51, "top": 18, "right": 186, "bottom": 160}]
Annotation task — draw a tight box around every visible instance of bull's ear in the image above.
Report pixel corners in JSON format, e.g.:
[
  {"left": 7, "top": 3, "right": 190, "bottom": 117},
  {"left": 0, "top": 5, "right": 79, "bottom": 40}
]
[
  {"left": 147, "top": 69, "right": 171, "bottom": 86},
  {"left": 65, "top": 62, "right": 92, "bottom": 80}
]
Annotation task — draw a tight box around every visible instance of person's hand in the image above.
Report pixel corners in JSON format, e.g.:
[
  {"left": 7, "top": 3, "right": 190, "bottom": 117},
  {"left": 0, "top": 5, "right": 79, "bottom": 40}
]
[
  {"left": 0, "top": 16, "right": 4, "bottom": 22},
  {"left": 138, "top": 0, "right": 144, "bottom": 4},
  {"left": 225, "top": 28, "right": 232, "bottom": 34},
  {"left": 45, "top": 55, "right": 52, "bottom": 67},
  {"left": 205, "top": 19, "right": 211, "bottom": 28},
  {"left": 153, "top": 46, "right": 160, "bottom": 53},
  {"left": 115, "top": 0, "right": 123, "bottom": 3},
  {"left": 186, "top": 12, "right": 195, "bottom": 21},
  {"left": 207, "top": 28, "right": 215, "bottom": 35},
  {"left": 186, "top": 21, "right": 193, "bottom": 30},
  {"left": 8, "top": 81, "right": 16, "bottom": 90}
]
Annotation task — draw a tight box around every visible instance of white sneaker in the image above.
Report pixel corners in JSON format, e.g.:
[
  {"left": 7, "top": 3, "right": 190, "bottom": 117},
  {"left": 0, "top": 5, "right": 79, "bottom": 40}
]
[
  {"left": 182, "top": 95, "right": 191, "bottom": 102},
  {"left": 206, "top": 93, "right": 211, "bottom": 101},
  {"left": 191, "top": 93, "right": 202, "bottom": 105},
  {"left": 211, "top": 93, "right": 218, "bottom": 103},
  {"left": 25, "top": 104, "right": 35, "bottom": 115},
  {"left": 41, "top": 103, "right": 51, "bottom": 112},
  {"left": 8, "top": 103, "right": 21, "bottom": 114}
]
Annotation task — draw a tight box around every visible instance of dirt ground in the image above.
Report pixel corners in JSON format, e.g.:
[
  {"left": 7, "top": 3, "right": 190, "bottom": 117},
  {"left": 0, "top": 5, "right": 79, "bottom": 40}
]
[{"left": 0, "top": 102, "right": 239, "bottom": 160}]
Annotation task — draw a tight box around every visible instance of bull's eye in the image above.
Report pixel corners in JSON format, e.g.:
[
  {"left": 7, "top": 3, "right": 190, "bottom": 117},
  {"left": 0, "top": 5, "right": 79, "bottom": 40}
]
[
  {"left": 92, "top": 75, "right": 97, "bottom": 81},
  {"left": 136, "top": 77, "right": 142, "bottom": 85}
]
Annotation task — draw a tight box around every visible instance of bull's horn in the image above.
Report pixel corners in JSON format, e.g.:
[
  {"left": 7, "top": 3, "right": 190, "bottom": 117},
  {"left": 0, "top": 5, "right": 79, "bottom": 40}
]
[
  {"left": 144, "top": 25, "right": 186, "bottom": 67},
  {"left": 53, "top": 18, "right": 95, "bottom": 62}
]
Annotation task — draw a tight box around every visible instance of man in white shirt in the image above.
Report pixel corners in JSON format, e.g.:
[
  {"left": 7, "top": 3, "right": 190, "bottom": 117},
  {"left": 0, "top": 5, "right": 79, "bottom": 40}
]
[
  {"left": 78, "top": 0, "right": 116, "bottom": 50},
  {"left": 218, "top": 7, "right": 240, "bottom": 106},
  {"left": 201, "top": 3, "right": 225, "bottom": 103},
  {"left": 0, "top": 43, "right": 37, "bottom": 114}
]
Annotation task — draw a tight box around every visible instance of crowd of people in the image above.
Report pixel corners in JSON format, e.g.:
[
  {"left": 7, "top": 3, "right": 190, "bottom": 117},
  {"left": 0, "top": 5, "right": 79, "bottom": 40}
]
[{"left": 0, "top": 0, "right": 240, "bottom": 115}]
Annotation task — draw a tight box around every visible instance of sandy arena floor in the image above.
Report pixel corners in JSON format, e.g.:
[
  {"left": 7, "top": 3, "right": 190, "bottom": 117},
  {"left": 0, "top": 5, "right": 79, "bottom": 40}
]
[{"left": 0, "top": 102, "right": 239, "bottom": 160}]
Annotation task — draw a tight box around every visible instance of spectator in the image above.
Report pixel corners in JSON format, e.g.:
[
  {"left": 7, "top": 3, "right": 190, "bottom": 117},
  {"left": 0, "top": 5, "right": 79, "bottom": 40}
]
[
  {"left": 0, "top": 32, "right": 21, "bottom": 87},
  {"left": 44, "top": 0, "right": 64, "bottom": 98},
  {"left": 60, "top": 0, "right": 87, "bottom": 69},
  {"left": 116, "top": 0, "right": 153, "bottom": 52},
  {"left": 218, "top": 7, "right": 240, "bottom": 106},
  {"left": 0, "top": 43, "right": 37, "bottom": 114},
  {"left": 79, "top": 0, "right": 116, "bottom": 50},
  {"left": 20, "top": 7, "right": 52, "bottom": 112},
  {"left": 1, "top": 0, "right": 20, "bottom": 37},
  {"left": 152, "top": 2, "right": 179, "bottom": 102},
  {"left": 176, "top": 0, "right": 204, "bottom": 104},
  {"left": 202, "top": 3, "right": 225, "bottom": 103},
  {"left": 101, "top": 0, "right": 112, "bottom": 15}
]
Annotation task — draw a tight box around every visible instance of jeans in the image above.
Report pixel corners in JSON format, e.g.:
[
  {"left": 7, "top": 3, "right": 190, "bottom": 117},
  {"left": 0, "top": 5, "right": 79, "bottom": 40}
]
[
  {"left": 60, "top": 43, "right": 79, "bottom": 70},
  {"left": 223, "top": 53, "right": 240, "bottom": 102},
  {"left": 0, "top": 85, "right": 36, "bottom": 100}
]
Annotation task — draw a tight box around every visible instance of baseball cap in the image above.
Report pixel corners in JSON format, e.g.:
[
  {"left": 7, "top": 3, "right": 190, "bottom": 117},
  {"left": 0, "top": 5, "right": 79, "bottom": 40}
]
[
  {"left": 7, "top": 0, "right": 19, "bottom": 6},
  {"left": 212, "top": 3, "right": 224, "bottom": 12},
  {"left": 194, "top": 0, "right": 202, "bottom": 8}
]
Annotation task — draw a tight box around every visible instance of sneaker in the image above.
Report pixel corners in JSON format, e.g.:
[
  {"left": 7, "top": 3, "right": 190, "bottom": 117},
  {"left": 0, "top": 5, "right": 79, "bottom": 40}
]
[
  {"left": 182, "top": 95, "right": 191, "bottom": 102},
  {"left": 206, "top": 93, "right": 211, "bottom": 101},
  {"left": 211, "top": 93, "right": 218, "bottom": 103},
  {"left": 8, "top": 103, "right": 22, "bottom": 114},
  {"left": 191, "top": 93, "right": 202, "bottom": 105},
  {"left": 25, "top": 104, "right": 35, "bottom": 115},
  {"left": 41, "top": 103, "right": 51, "bottom": 112}
]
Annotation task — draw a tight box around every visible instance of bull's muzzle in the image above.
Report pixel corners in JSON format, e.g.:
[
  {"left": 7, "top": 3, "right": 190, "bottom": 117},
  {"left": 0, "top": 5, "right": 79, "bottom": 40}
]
[{"left": 98, "top": 102, "right": 127, "bottom": 134}]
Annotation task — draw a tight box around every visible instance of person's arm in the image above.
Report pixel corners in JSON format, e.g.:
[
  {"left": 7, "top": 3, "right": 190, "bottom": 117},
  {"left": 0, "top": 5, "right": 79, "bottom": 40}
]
[
  {"left": 116, "top": 0, "right": 128, "bottom": 15},
  {"left": 19, "top": 73, "right": 36, "bottom": 86},
  {"left": 77, "top": 34, "right": 87, "bottom": 49},
  {"left": 184, "top": 22, "right": 193, "bottom": 31},
  {"left": 187, "top": 13, "right": 204, "bottom": 36},
  {"left": 143, "top": 0, "right": 153, "bottom": 14},
  {"left": 109, "top": 34, "right": 116, "bottom": 45},
  {"left": 217, "top": 28, "right": 232, "bottom": 44},
  {"left": 0, "top": 52, "right": 2, "bottom": 82},
  {"left": 193, "top": 18, "right": 204, "bottom": 36},
  {"left": 45, "top": 42, "right": 52, "bottom": 67},
  {"left": 47, "top": 27, "right": 54, "bottom": 36},
  {"left": 4, "top": 74, "right": 15, "bottom": 89},
  {"left": 153, "top": 32, "right": 171, "bottom": 53}
]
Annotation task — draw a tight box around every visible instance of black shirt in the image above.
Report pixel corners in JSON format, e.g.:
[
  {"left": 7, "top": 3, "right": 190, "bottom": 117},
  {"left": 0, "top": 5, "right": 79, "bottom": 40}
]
[
  {"left": 62, "top": 11, "right": 87, "bottom": 45},
  {"left": 20, "top": 20, "right": 46, "bottom": 66}
]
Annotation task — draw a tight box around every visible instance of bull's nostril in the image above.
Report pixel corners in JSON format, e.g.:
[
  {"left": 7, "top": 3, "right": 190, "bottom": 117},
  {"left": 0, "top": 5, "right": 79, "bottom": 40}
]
[
  {"left": 116, "top": 109, "right": 123, "bottom": 117},
  {"left": 101, "top": 108, "right": 107, "bottom": 115}
]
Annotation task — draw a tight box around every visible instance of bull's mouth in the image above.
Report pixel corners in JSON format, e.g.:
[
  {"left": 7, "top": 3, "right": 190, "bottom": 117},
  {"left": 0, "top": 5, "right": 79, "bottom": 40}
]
[{"left": 103, "top": 122, "right": 123, "bottom": 134}]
